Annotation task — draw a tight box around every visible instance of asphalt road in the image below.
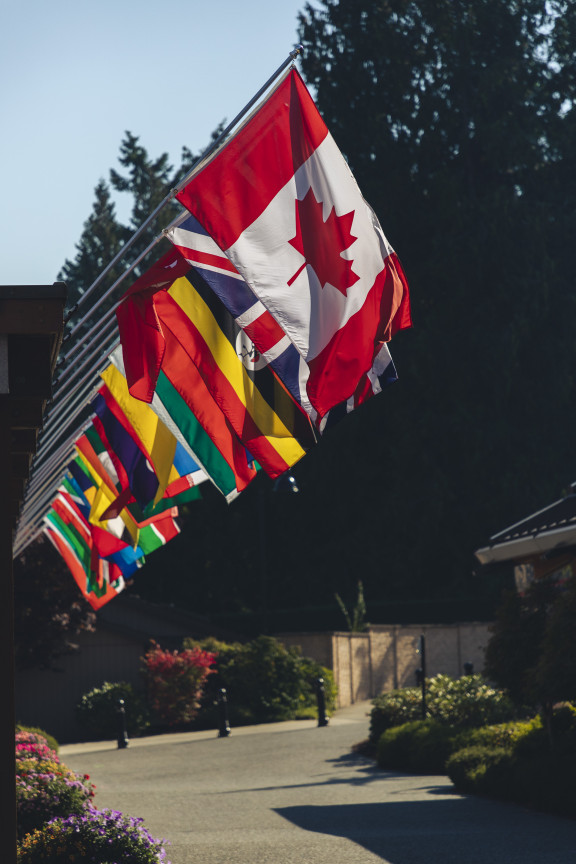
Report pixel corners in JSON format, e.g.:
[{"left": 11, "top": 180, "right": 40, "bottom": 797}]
[{"left": 61, "top": 702, "right": 576, "bottom": 864}]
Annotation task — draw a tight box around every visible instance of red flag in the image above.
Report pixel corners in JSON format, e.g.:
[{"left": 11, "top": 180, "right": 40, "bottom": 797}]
[{"left": 116, "top": 251, "right": 191, "bottom": 403}]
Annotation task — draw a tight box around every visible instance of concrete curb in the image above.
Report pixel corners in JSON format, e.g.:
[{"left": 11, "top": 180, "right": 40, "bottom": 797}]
[{"left": 60, "top": 699, "right": 373, "bottom": 757}]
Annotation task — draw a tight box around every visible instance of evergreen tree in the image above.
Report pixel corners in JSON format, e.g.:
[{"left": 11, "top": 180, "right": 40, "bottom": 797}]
[
  {"left": 533, "top": 577, "right": 576, "bottom": 705},
  {"left": 109, "top": 131, "right": 178, "bottom": 270},
  {"left": 58, "top": 179, "right": 127, "bottom": 312},
  {"left": 252, "top": 0, "right": 576, "bottom": 607}
]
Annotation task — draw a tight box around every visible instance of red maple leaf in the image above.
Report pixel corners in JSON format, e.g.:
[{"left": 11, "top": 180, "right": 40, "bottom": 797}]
[{"left": 288, "top": 188, "right": 360, "bottom": 296}]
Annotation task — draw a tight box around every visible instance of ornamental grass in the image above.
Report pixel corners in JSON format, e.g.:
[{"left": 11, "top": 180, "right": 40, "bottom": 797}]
[{"left": 17, "top": 808, "right": 171, "bottom": 864}]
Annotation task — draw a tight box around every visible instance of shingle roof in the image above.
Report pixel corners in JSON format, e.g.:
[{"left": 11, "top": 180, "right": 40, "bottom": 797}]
[{"left": 475, "top": 486, "right": 576, "bottom": 565}]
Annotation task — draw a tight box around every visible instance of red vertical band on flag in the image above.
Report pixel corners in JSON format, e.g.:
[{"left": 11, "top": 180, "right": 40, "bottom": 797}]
[
  {"left": 176, "top": 72, "right": 329, "bottom": 249},
  {"left": 116, "top": 249, "right": 191, "bottom": 403}
]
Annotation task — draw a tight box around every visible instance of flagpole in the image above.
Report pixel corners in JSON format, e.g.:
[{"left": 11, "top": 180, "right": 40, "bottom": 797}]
[
  {"left": 43, "top": 43, "right": 305, "bottom": 402},
  {"left": 52, "top": 322, "right": 118, "bottom": 402},
  {"left": 59, "top": 234, "right": 161, "bottom": 362},
  {"left": 16, "top": 46, "right": 305, "bottom": 554},
  {"left": 14, "top": 443, "right": 82, "bottom": 545},
  {"left": 22, "top": 418, "right": 90, "bottom": 499},
  {"left": 64, "top": 46, "right": 303, "bottom": 323},
  {"left": 36, "top": 374, "right": 102, "bottom": 461},
  {"left": 13, "top": 432, "right": 89, "bottom": 554}
]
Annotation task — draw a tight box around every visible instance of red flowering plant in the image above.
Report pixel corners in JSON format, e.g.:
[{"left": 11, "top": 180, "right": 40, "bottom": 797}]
[{"left": 142, "top": 642, "right": 217, "bottom": 727}]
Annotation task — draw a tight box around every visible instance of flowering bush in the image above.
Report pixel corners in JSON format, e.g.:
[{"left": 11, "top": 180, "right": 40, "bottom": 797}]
[
  {"left": 17, "top": 807, "right": 170, "bottom": 863},
  {"left": 16, "top": 732, "right": 57, "bottom": 764},
  {"left": 15, "top": 732, "right": 95, "bottom": 838},
  {"left": 16, "top": 725, "right": 59, "bottom": 753},
  {"left": 427, "top": 674, "right": 516, "bottom": 728},
  {"left": 370, "top": 673, "right": 516, "bottom": 744},
  {"left": 142, "top": 641, "right": 216, "bottom": 727}
]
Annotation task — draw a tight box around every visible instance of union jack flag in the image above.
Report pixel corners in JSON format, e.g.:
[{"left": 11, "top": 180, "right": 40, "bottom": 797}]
[{"left": 165, "top": 213, "right": 397, "bottom": 431}]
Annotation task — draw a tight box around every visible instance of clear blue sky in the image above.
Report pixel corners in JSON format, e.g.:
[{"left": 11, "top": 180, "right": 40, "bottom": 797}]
[{"left": 0, "top": 0, "right": 310, "bottom": 287}]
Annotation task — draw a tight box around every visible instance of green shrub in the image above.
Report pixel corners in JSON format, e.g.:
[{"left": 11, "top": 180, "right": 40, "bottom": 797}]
[
  {"left": 297, "top": 656, "right": 337, "bottom": 719},
  {"left": 446, "top": 709, "right": 576, "bottom": 817},
  {"left": 15, "top": 724, "right": 59, "bottom": 753},
  {"left": 453, "top": 717, "right": 542, "bottom": 752},
  {"left": 75, "top": 681, "right": 151, "bottom": 741},
  {"left": 377, "top": 720, "right": 457, "bottom": 774},
  {"left": 369, "top": 687, "right": 423, "bottom": 743},
  {"left": 370, "top": 674, "right": 515, "bottom": 744},
  {"left": 185, "top": 635, "right": 337, "bottom": 726},
  {"left": 549, "top": 702, "right": 576, "bottom": 736},
  {"left": 446, "top": 745, "right": 515, "bottom": 796},
  {"left": 511, "top": 748, "right": 576, "bottom": 816}
]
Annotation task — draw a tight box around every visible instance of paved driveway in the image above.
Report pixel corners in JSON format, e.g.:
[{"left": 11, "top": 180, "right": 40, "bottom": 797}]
[{"left": 61, "top": 702, "right": 576, "bottom": 864}]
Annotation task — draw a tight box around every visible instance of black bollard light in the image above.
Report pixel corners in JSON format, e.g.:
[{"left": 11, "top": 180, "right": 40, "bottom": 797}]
[
  {"left": 217, "top": 688, "right": 231, "bottom": 738},
  {"left": 117, "top": 698, "right": 129, "bottom": 749},
  {"left": 316, "top": 677, "right": 329, "bottom": 727},
  {"left": 463, "top": 661, "right": 474, "bottom": 676}
]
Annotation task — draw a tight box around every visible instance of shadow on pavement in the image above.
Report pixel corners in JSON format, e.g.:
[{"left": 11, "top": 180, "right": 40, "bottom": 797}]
[
  {"left": 208, "top": 765, "right": 403, "bottom": 796},
  {"left": 274, "top": 798, "right": 576, "bottom": 864}
]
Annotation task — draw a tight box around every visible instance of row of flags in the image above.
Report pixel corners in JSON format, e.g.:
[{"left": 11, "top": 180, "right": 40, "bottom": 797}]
[{"left": 41, "top": 67, "right": 411, "bottom": 609}]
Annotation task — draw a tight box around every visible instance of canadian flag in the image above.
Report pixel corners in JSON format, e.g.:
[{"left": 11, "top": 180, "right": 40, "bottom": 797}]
[{"left": 177, "top": 69, "right": 411, "bottom": 419}]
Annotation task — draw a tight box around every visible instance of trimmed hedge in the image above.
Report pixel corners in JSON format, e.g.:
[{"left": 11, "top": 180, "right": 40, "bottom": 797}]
[
  {"left": 372, "top": 679, "right": 576, "bottom": 818},
  {"left": 446, "top": 740, "right": 576, "bottom": 816},
  {"left": 438, "top": 709, "right": 576, "bottom": 818},
  {"left": 376, "top": 716, "right": 541, "bottom": 775},
  {"left": 377, "top": 720, "right": 456, "bottom": 774},
  {"left": 445, "top": 745, "right": 515, "bottom": 795}
]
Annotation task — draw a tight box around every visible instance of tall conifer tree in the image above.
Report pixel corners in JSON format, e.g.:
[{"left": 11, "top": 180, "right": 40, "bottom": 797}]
[{"left": 58, "top": 179, "right": 127, "bottom": 311}]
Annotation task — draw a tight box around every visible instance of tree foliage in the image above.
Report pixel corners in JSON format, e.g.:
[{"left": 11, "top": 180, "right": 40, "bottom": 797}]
[
  {"left": 532, "top": 577, "right": 576, "bottom": 704},
  {"left": 58, "top": 129, "right": 219, "bottom": 337},
  {"left": 483, "top": 576, "right": 576, "bottom": 708},
  {"left": 283, "top": 0, "right": 576, "bottom": 606},
  {"left": 48, "top": 2, "right": 576, "bottom": 628},
  {"left": 14, "top": 537, "right": 96, "bottom": 670},
  {"left": 58, "top": 179, "right": 128, "bottom": 312}
]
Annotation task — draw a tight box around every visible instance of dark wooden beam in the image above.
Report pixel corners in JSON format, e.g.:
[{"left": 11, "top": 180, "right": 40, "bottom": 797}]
[{"left": 0, "top": 283, "right": 66, "bottom": 863}]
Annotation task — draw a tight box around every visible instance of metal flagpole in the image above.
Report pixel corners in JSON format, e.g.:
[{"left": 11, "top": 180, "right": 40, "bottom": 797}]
[
  {"left": 13, "top": 447, "right": 83, "bottom": 554},
  {"left": 34, "top": 46, "right": 305, "bottom": 435},
  {"left": 59, "top": 233, "right": 161, "bottom": 362},
  {"left": 16, "top": 45, "right": 305, "bottom": 555},
  {"left": 51, "top": 322, "right": 118, "bottom": 405},
  {"left": 13, "top": 412, "right": 95, "bottom": 551},
  {"left": 64, "top": 46, "right": 303, "bottom": 321},
  {"left": 36, "top": 374, "right": 102, "bottom": 462}
]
